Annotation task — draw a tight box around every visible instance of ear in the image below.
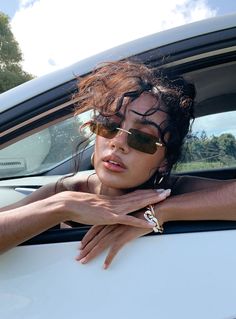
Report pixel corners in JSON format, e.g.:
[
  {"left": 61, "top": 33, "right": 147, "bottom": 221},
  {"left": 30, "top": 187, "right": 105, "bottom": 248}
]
[{"left": 158, "top": 159, "right": 168, "bottom": 175}]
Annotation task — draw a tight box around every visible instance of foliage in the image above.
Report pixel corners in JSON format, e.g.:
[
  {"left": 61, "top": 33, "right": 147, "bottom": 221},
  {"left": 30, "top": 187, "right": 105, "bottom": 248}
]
[
  {"left": 0, "top": 12, "right": 33, "bottom": 93},
  {"left": 175, "top": 131, "right": 236, "bottom": 172}
]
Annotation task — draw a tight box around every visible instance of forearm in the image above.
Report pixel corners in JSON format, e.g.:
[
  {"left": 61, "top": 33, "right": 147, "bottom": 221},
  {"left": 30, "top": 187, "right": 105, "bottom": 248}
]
[
  {"left": 0, "top": 181, "right": 66, "bottom": 212},
  {"left": 171, "top": 175, "right": 231, "bottom": 195},
  {"left": 156, "top": 180, "right": 236, "bottom": 225},
  {"left": 0, "top": 197, "right": 68, "bottom": 254}
]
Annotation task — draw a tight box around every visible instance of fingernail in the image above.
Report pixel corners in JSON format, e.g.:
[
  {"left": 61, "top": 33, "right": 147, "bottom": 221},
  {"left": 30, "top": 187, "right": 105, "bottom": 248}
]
[
  {"left": 80, "top": 257, "right": 87, "bottom": 264},
  {"left": 75, "top": 253, "right": 82, "bottom": 260},
  {"left": 148, "top": 221, "right": 156, "bottom": 226},
  {"left": 76, "top": 255, "right": 82, "bottom": 261},
  {"left": 163, "top": 189, "right": 171, "bottom": 196},
  {"left": 155, "top": 188, "right": 165, "bottom": 193},
  {"left": 103, "top": 263, "right": 108, "bottom": 270}
]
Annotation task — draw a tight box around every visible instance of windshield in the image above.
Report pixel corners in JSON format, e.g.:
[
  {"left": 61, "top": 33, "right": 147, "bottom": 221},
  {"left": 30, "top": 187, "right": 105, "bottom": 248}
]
[{"left": 0, "top": 112, "right": 93, "bottom": 179}]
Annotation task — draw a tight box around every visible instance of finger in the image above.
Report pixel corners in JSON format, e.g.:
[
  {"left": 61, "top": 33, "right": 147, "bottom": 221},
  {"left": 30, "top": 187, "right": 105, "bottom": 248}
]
[
  {"left": 99, "top": 189, "right": 161, "bottom": 200},
  {"left": 78, "top": 228, "right": 123, "bottom": 264},
  {"left": 103, "top": 228, "right": 150, "bottom": 269},
  {"left": 80, "top": 225, "right": 104, "bottom": 249},
  {"left": 113, "top": 189, "right": 171, "bottom": 215},
  {"left": 103, "top": 241, "right": 126, "bottom": 269},
  {"left": 78, "top": 225, "right": 117, "bottom": 259},
  {"left": 114, "top": 214, "right": 155, "bottom": 229}
]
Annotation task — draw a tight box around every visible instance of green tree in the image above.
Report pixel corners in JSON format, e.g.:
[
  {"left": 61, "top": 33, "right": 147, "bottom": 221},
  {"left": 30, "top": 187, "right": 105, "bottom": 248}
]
[
  {"left": 0, "top": 12, "right": 33, "bottom": 93},
  {"left": 205, "top": 136, "right": 220, "bottom": 162},
  {"left": 218, "top": 133, "right": 236, "bottom": 160}
]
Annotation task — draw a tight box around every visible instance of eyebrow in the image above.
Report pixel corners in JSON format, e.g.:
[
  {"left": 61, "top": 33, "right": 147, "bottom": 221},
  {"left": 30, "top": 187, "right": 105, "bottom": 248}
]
[
  {"left": 130, "top": 109, "right": 162, "bottom": 133},
  {"left": 116, "top": 110, "right": 162, "bottom": 134},
  {"left": 134, "top": 118, "right": 160, "bottom": 133}
]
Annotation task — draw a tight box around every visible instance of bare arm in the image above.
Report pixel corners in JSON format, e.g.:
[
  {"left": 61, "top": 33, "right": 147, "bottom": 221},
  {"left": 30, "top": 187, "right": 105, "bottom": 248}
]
[
  {"left": 170, "top": 175, "right": 230, "bottom": 195},
  {"left": 78, "top": 177, "right": 236, "bottom": 268},
  {"left": 157, "top": 178, "right": 236, "bottom": 224},
  {"left": 0, "top": 189, "right": 165, "bottom": 254},
  {"left": 0, "top": 196, "right": 68, "bottom": 253},
  {"left": 0, "top": 182, "right": 64, "bottom": 212},
  {"left": 0, "top": 173, "right": 92, "bottom": 212}
]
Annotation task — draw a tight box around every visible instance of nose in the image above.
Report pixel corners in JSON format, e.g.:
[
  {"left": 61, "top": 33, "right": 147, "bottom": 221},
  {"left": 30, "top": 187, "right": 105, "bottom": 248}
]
[{"left": 109, "top": 128, "right": 130, "bottom": 153}]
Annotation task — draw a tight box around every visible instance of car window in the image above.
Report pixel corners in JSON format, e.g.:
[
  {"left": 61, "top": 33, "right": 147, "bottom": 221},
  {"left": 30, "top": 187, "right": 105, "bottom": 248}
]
[
  {"left": 175, "top": 110, "right": 236, "bottom": 172},
  {"left": 0, "top": 111, "right": 94, "bottom": 178}
]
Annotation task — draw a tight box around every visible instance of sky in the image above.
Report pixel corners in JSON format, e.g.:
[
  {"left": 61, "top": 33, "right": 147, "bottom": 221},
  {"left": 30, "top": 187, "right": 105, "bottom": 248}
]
[
  {"left": 1, "top": 0, "right": 236, "bottom": 138},
  {"left": 0, "top": 0, "right": 236, "bottom": 77},
  {"left": 193, "top": 111, "right": 236, "bottom": 137}
]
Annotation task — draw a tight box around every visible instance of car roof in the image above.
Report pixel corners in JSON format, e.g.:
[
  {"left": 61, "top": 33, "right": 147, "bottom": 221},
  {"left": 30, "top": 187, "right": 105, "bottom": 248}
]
[{"left": 0, "top": 13, "right": 236, "bottom": 113}]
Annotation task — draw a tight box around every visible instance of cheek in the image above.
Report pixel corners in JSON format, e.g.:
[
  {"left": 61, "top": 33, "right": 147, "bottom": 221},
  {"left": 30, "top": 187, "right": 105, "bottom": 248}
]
[
  {"left": 94, "top": 136, "right": 107, "bottom": 167},
  {"left": 142, "top": 147, "right": 165, "bottom": 169},
  {"left": 129, "top": 152, "right": 165, "bottom": 186},
  {"left": 94, "top": 136, "right": 105, "bottom": 155},
  {"left": 136, "top": 157, "right": 157, "bottom": 177}
]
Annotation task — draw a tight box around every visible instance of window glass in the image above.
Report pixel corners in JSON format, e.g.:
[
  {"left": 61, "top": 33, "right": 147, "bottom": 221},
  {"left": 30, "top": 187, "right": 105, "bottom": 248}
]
[
  {"left": 0, "top": 111, "right": 93, "bottom": 178},
  {"left": 175, "top": 111, "right": 236, "bottom": 172}
]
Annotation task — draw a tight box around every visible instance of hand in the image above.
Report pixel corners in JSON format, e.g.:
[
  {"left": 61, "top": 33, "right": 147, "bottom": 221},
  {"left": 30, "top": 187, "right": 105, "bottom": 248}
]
[
  {"left": 53, "top": 188, "right": 170, "bottom": 228},
  {"left": 76, "top": 210, "right": 161, "bottom": 269}
]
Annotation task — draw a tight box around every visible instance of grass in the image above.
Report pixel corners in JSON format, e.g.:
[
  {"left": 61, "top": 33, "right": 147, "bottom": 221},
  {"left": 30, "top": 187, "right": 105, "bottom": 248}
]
[{"left": 174, "top": 161, "right": 236, "bottom": 172}]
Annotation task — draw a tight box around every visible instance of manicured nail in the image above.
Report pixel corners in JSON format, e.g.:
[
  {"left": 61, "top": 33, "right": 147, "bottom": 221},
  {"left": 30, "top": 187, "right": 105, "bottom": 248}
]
[
  {"left": 148, "top": 221, "right": 156, "bottom": 226},
  {"left": 155, "top": 188, "right": 165, "bottom": 193},
  {"left": 103, "top": 263, "right": 108, "bottom": 270},
  {"left": 163, "top": 189, "right": 171, "bottom": 196},
  {"left": 80, "top": 257, "right": 87, "bottom": 264},
  {"left": 75, "top": 253, "right": 82, "bottom": 260}
]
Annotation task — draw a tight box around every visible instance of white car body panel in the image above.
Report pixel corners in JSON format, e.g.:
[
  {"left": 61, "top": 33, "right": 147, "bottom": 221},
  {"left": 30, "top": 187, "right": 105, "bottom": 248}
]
[{"left": 1, "top": 231, "right": 236, "bottom": 319}]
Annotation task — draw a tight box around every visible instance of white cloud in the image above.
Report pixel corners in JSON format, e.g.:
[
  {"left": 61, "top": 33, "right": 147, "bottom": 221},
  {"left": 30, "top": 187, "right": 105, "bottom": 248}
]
[
  {"left": 11, "top": 0, "right": 217, "bottom": 76},
  {"left": 19, "top": 0, "right": 36, "bottom": 7}
]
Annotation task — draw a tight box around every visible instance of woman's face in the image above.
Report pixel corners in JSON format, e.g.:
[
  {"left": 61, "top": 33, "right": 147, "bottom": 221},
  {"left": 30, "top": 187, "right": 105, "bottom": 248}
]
[{"left": 94, "top": 93, "right": 167, "bottom": 192}]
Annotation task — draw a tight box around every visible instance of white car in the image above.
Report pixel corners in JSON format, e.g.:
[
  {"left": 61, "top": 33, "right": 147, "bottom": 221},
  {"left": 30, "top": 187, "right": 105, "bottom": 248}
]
[{"left": 1, "top": 14, "right": 236, "bottom": 319}]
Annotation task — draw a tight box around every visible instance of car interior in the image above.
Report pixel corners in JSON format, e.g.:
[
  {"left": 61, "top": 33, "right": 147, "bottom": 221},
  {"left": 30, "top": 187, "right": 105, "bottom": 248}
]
[{"left": 1, "top": 25, "right": 236, "bottom": 246}]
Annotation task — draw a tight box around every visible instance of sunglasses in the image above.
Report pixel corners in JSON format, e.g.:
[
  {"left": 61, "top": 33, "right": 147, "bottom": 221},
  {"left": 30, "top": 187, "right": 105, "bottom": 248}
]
[{"left": 90, "top": 121, "right": 163, "bottom": 154}]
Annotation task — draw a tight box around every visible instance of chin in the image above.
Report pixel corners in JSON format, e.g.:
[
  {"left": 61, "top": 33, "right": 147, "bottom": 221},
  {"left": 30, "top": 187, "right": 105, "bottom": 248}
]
[
  {"left": 98, "top": 172, "right": 145, "bottom": 190},
  {"left": 101, "top": 177, "right": 128, "bottom": 189}
]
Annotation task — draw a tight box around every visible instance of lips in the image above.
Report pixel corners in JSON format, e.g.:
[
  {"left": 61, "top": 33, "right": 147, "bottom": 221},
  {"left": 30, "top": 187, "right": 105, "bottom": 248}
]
[{"left": 102, "top": 154, "right": 127, "bottom": 169}]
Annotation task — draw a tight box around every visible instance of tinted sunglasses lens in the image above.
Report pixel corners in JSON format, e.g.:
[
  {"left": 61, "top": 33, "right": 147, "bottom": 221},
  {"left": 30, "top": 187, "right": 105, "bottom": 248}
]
[
  {"left": 90, "top": 122, "right": 117, "bottom": 139},
  {"left": 128, "top": 129, "right": 157, "bottom": 154}
]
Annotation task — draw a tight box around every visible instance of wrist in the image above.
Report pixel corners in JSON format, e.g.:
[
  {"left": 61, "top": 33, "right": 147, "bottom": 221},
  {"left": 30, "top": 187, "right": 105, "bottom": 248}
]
[
  {"left": 144, "top": 205, "right": 164, "bottom": 233},
  {"left": 153, "top": 203, "right": 166, "bottom": 226},
  {"left": 154, "top": 196, "right": 176, "bottom": 225},
  {"left": 42, "top": 195, "right": 70, "bottom": 223}
]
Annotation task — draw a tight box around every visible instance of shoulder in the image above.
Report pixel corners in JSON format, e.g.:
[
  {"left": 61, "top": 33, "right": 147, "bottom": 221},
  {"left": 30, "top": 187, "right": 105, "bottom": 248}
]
[{"left": 62, "top": 170, "right": 96, "bottom": 193}]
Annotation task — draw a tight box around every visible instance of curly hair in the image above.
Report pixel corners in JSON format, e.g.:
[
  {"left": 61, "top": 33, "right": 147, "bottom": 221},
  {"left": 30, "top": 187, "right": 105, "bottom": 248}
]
[{"left": 74, "top": 60, "right": 195, "bottom": 174}]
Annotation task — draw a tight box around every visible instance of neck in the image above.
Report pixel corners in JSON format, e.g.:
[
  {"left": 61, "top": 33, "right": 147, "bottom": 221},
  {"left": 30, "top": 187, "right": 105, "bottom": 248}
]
[
  {"left": 99, "top": 183, "right": 126, "bottom": 196},
  {"left": 90, "top": 174, "right": 127, "bottom": 196}
]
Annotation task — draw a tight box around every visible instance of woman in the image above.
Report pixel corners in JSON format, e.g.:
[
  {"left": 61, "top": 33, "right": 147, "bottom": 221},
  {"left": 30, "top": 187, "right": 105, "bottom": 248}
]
[
  {"left": 73, "top": 60, "right": 236, "bottom": 268},
  {"left": 0, "top": 61, "right": 235, "bottom": 263}
]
